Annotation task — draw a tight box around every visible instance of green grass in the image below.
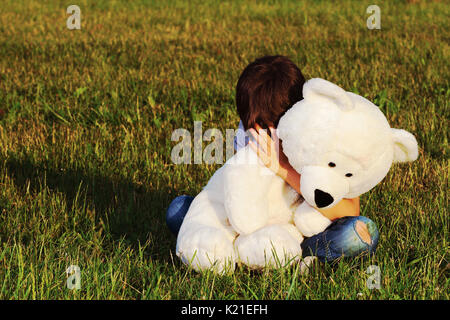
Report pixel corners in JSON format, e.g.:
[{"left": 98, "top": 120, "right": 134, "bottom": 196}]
[{"left": 0, "top": 0, "right": 448, "bottom": 299}]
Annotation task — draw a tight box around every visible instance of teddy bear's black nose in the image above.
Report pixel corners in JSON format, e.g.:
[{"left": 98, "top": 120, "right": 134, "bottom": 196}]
[{"left": 314, "top": 189, "right": 334, "bottom": 208}]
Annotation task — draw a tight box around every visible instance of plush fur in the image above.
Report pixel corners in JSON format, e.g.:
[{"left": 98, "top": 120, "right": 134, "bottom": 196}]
[{"left": 176, "top": 78, "right": 419, "bottom": 273}]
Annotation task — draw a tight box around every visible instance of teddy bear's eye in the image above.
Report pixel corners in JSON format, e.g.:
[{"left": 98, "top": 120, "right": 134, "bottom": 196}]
[
  {"left": 345, "top": 173, "right": 353, "bottom": 177},
  {"left": 328, "top": 162, "right": 336, "bottom": 167}
]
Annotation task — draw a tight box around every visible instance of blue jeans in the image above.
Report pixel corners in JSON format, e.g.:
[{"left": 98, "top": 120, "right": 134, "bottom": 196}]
[
  {"left": 166, "top": 195, "right": 379, "bottom": 263},
  {"left": 300, "top": 215, "right": 379, "bottom": 262}
]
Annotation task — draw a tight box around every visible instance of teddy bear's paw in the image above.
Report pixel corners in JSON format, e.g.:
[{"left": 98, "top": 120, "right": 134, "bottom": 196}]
[
  {"left": 235, "top": 224, "right": 302, "bottom": 269},
  {"left": 294, "top": 206, "right": 332, "bottom": 237},
  {"left": 179, "top": 248, "right": 236, "bottom": 274},
  {"left": 176, "top": 226, "right": 237, "bottom": 274}
]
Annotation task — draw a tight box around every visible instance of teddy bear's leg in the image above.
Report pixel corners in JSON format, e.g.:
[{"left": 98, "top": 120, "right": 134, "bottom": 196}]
[
  {"left": 176, "top": 192, "right": 238, "bottom": 274},
  {"left": 235, "top": 223, "right": 303, "bottom": 269},
  {"left": 177, "top": 225, "right": 237, "bottom": 274}
]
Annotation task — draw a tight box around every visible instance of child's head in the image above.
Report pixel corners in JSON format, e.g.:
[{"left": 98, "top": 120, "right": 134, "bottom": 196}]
[{"left": 236, "top": 55, "right": 305, "bottom": 131}]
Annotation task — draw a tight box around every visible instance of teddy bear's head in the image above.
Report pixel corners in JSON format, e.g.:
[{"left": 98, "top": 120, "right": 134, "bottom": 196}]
[{"left": 277, "top": 78, "right": 418, "bottom": 209}]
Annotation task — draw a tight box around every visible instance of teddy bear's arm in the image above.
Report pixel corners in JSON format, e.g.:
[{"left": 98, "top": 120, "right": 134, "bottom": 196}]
[
  {"left": 223, "top": 165, "right": 270, "bottom": 235},
  {"left": 294, "top": 202, "right": 332, "bottom": 237}
]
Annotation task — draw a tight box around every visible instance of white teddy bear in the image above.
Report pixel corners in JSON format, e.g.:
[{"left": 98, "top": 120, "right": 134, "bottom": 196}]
[{"left": 176, "top": 78, "right": 418, "bottom": 273}]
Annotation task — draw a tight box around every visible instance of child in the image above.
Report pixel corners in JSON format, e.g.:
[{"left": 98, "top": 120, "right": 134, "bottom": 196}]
[{"left": 167, "top": 55, "right": 378, "bottom": 263}]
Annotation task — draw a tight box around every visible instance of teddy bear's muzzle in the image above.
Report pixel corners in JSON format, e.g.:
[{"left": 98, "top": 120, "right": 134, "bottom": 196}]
[{"left": 300, "top": 165, "right": 350, "bottom": 209}]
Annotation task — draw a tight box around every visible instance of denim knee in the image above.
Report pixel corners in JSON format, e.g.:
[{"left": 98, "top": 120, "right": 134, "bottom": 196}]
[
  {"left": 166, "top": 195, "right": 194, "bottom": 235},
  {"left": 352, "top": 216, "right": 379, "bottom": 254},
  {"left": 301, "top": 215, "right": 379, "bottom": 262}
]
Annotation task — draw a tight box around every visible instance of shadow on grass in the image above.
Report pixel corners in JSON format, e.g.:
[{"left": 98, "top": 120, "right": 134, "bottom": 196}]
[{"left": 3, "top": 156, "right": 179, "bottom": 264}]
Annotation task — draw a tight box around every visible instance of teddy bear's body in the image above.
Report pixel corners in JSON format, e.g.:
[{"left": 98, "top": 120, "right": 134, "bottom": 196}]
[
  {"left": 176, "top": 145, "right": 304, "bottom": 273},
  {"left": 176, "top": 78, "right": 418, "bottom": 273}
]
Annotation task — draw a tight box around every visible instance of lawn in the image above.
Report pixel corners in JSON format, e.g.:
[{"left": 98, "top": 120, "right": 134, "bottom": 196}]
[{"left": 0, "top": 0, "right": 448, "bottom": 299}]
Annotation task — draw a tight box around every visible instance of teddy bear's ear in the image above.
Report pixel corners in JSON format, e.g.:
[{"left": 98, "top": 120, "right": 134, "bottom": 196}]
[
  {"left": 303, "top": 78, "right": 354, "bottom": 111},
  {"left": 391, "top": 128, "right": 419, "bottom": 163}
]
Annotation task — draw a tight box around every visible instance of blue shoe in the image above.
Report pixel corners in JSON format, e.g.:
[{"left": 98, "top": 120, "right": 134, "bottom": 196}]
[
  {"left": 301, "top": 216, "right": 379, "bottom": 263},
  {"left": 166, "top": 195, "right": 194, "bottom": 235}
]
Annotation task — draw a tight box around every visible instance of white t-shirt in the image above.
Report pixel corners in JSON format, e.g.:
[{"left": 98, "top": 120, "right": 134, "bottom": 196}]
[{"left": 233, "top": 120, "right": 249, "bottom": 152}]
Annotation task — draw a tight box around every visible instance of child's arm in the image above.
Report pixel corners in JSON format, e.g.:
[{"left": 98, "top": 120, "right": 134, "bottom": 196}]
[{"left": 248, "top": 125, "right": 360, "bottom": 221}]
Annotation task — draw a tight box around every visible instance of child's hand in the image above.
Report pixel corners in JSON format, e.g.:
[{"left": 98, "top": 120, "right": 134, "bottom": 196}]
[{"left": 248, "top": 124, "right": 294, "bottom": 181}]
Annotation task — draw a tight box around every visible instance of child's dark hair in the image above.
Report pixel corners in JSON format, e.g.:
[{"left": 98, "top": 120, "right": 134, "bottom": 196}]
[{"left": 236, "top": 55, "right": 305, "bottom": 130}]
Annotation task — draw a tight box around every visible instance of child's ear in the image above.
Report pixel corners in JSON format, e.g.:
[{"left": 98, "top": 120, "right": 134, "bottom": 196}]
[
  {"left": 302, "top": 78, "right": 354, "bottom": 111},
  {"left": 391, "top": 128, "right": 419, "bottom": 163}
]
